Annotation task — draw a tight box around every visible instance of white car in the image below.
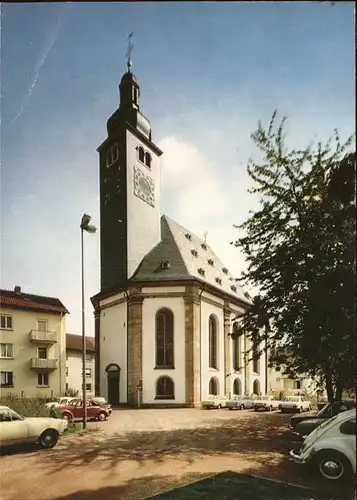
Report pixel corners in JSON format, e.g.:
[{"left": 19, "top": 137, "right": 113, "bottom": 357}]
[
  {"left": 253, "top": 395, "right": 280, "bottom": 411},
  {"left": 279, "top": 396, "right": 312, "bottom": 413},
  {"left": 201, "top": 395, "right": 228, "bottom": 409},
  {"left": 290, "top": 408, "right": 356, "bottom": 482},
  {"left": 44, "top": 397, "right": 77, "bottom": 409},
  {"left": 0, "top": 405, "right": 68, "bottom": 449}
]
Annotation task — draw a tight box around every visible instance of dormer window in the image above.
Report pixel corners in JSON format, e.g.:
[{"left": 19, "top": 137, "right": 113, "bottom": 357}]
[
  {"left": 215, "top": 277, "right": 222, "bottom": 285},
  {"left": 222, "top": 267, "right": 228, "bottom": 274},
  {"left": 185, "top": 233, "right": 192, "bottom": 241},
  {"left": 208, "top": 259, "right": 214, "bottom": 266},
  {"left": 145, "top": 152, "right": 152, "bottom": 168},
  {"left": 201, "top": 243, "right": 207, "bottom": 250},
  {"left": 230, "top": 285, "right": 237, "bottom": 292},
  {"left": 191, "top": 249, "right": 198, "bottom": 257},
  {"left": 138, "top": 146, "right": 145, "bottom": 163},
  {"left": 159, "top": 260, "right": 171, "bottom": 269},
  {"left": 198, "top": 268, "right": 205, "bottom": 277},
  {"left": 106, "top": 143, "right": 118, "bottom": 168}
]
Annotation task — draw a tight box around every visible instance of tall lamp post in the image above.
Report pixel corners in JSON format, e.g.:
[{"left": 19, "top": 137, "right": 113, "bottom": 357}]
[{"left": 80, "top": 214, "right": 97, "bottom": 430}]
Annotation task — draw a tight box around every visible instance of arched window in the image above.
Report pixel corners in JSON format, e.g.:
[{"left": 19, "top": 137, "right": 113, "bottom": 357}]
[
  {"left": 145, "top": 152, "right": 152, "bottom": 168},
  {"left": 232, "top": 322, "right": 241, "bottom": 371},
  {"left": 209, "top": 315, "right": 218, "bottom": 369},
  {"left": 253, "top": 379, "right": 260, "bottom": 396},
  {"left": 155, "top": 376, "right": 174, "bottom": 400},
  {"left": 138, "top": 146, "right": 145, "bottom": 163},
  {"left": 155, "top": 308, "right": 174, "bottom": 368},
  {"left": 233, "top": 378, "right": 241, "bottom": 395},
  {"left": 209, "top": 377, "right": 219, "bottom": 395}
]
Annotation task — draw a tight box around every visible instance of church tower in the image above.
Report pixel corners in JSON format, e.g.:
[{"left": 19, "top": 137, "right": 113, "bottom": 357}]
[{"left": 97, "top": 53, "right": 163, "bottom": 292}]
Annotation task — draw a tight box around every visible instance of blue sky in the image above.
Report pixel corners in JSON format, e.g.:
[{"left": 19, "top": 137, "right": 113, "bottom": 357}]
[{"left": 1, "top": 2, "right": 354, "bottom": 335}]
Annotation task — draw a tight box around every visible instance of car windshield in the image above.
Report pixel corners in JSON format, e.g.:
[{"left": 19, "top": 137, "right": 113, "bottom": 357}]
[
  {"left": 11, "top": 410, "right": 24, "bottom": 421},
  {"left": 283, "top": 397, "right": 299, "bottom": 402},
  {"left": 319, "top": 415, "right": 338, "bottom": 429}
]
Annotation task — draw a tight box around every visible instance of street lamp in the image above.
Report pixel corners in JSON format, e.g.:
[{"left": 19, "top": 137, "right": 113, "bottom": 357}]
[{"left": 80, "top": 213, "right": 97, "bottom": 429}]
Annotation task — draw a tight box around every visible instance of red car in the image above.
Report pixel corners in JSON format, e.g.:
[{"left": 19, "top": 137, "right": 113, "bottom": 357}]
[{"left": 60, "top": 400, "right": 109, "bottom": 422}]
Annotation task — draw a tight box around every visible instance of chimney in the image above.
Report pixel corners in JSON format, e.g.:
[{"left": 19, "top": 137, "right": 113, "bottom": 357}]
[{"left": 14, "top": 286, "right": 21, "bottom": 294}]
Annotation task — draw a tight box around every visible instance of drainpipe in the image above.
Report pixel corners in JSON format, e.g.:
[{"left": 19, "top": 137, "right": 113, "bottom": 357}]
[
  {"left": 198, "top": 282, "right": 207, "bottom": 403},
  {"left": 123, "top": 289, "right": 129, "bottom": 405}
]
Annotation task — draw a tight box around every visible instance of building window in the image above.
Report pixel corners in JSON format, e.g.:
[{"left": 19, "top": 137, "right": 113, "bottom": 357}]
[
  {"left": 185, "top": 233, "right": 192, "bottom": 241},
  {"left": 222, "top": 267, "right": 228, "bottom": 274},
  {"left": 0, "top": 343, "right": 13, "bottom": 358},
  {"left": 85, "top": 368, "right": 91, "bottom": 378},
  {"left": 0, "top": 371, "right": 13, "bottom": 387},
  {"left": 252, "top": 336, "right": 260, "bottom": 374},
  {"left": 155, "top": 376, "right": 174, "bottom": 399},
  {"left": 65, "top": 367, "right": 68, "bottom": 377},
  {"left": 209, "top": 315, "right": 218, "bottom": 369},
  {"left": 37, "top": 373, "right": 49, "bottom": 387},
  {"left": 191, "top": 249, "right": 198, "bottom": 257},
  {"left": 294, "top": 380, "right": 301, "bottom": 390},
  {"left": 86, "top": 383, "right": 92, "bottom": 392},
  {"left": 253, "top": 379, "right": 260, "bottom": 396},
  {"left": 198, "top": 268, "right": 205, "bottom": 276},
  {"left": 209, "top": 377, "right": 219, "bottom": 395},
  {"left": 208, "top": 259, "right": 214, "bottom": 266},
  {"left": 106, "top": 143, "right": 118, "bottom": 167},
  {"left": 233, "top": 378, "right": 241, "bottom": 395},
  {"left": 215, "top": 277, "right": 222, "bottom": 285},
  {"left": 145, "top": 152, "right": 152, "bottom": 168},
  {"left": 0, "top": 315, "right": 12, "bottom": 330},
  {"left": 232, "top": 323, "right": 241, "bottom": 371},
  {"left": 138, "top": 146, "right": 145, "bottom": 163},
  {"left": 155, "top": 308, "right": 174, "bottom": 368},
  {"left": 86, "top": 353, "right": 92, "bottom": 361},
  {"left": 38, "top": 347, "right": 48, "bottom": 359},
  {"left": 37, "top": 320, "right": 48, "bottom": 332}
]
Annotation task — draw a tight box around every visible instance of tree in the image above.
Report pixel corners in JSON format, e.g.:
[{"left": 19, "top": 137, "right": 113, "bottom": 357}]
[{"left": 232, "top": 112, "right": 355, "bottom": 400}]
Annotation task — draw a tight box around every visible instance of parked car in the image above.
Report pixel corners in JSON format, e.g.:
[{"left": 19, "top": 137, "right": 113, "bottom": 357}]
[
  {"left": 201, "top": 396, "right": 228, "bottom": 409},
  {"left": 279, "top": 396, "right": 312, "bottom": 413},
  {"left": 0, "top": 405, "right": 68, "bottom": 449},
  {"left": 226, "top": 395, "right": 255, "bottom": 410},
  {"left": 89, "top": 397, "right": 112, "bottom": 415},
  {"left": 60, "top": 399, "right": 110, "bottom": 422},
  {"left": 289, "top": 408, "right": 356, "bottom": 482},
  {"left": 44, "top": 397, "right": 77, "bottom": 410},
  {"left": 291, "top": 400, "right": 356, "bottom": 439},
  {"left": 253, "top": 395, "right": 280, "bottom": 412}
]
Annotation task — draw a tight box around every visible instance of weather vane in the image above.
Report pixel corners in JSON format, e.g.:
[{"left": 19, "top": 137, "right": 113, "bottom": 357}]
[{"left": 126, "top": 32, "right": 134, "bottom": 72}]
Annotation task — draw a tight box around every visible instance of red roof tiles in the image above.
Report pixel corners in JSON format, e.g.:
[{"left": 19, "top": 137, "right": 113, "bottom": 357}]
[
  {"left": 0, "top": 289, "right": 69, "bottom": 315},
  {"left": 66, "top": 333, "right": 95, "bottom": 352}
]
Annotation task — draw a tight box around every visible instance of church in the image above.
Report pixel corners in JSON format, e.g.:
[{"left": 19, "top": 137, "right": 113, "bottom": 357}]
[{"left": 91, "top": 56, "right": 266, "bottom": 407}]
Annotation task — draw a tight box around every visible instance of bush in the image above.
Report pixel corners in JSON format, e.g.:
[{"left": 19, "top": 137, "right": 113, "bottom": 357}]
[{"left": 0, "top": 395, "right": 52, "bottom": 417}]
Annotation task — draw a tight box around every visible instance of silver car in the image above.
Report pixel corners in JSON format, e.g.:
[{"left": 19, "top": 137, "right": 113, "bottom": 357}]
[{"left": 226, "top": 395, "right": 255, "bottom": 410}]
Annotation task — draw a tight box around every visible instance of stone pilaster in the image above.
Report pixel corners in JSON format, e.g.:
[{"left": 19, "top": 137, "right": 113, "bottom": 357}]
[
  {"left": 223, "top": 303, "right": 232, "bottom": 397},
  {"left": 127, "top": 289, "right": 143, "bottom": 406},
  {"left": 184, "top": 284, "right": 201, "bottom": 407},
  {"left": 94, "top": 310, "right": 100, "bottom": 397}
]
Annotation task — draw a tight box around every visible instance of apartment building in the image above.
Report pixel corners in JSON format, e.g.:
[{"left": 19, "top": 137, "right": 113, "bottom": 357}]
[
  {"left": 66, "top": 334, "right": 95, "bottom": 396},
  {"left": 0, "top": 287, "right": 68, "bottom": 398}
]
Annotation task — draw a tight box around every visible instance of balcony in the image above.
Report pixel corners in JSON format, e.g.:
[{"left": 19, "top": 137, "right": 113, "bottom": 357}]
[
  {"left": 30, "top": 358, "right": 57, "bottom": 370},
  {"left": 29, "top": 330, "right": 57, "bottom": 344}
]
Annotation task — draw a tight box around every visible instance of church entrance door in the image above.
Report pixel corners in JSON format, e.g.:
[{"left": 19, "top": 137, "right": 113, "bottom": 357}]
[{"left": 106, "top": 364, "right": 120, "bottom": 405}]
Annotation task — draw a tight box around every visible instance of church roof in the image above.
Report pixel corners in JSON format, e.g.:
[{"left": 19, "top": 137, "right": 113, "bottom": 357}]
[{"left": 132, "top": 215, "right": 251, "bottom": 305}]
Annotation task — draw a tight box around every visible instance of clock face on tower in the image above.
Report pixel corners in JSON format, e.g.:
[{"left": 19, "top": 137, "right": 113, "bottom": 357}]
[{"left": 134, "top": 166, "right": 155, "bottom": 207}]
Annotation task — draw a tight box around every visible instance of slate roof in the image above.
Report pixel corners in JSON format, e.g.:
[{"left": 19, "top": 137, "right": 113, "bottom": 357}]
[
  {"left": 132, "top": 215, "right": 251, "bottom": 305},
  {"left": 66, "top": 333, "right": 95, "bottom": 352},
  {"left": 0, "top": 288, "right": 69, "bottom": 314}
]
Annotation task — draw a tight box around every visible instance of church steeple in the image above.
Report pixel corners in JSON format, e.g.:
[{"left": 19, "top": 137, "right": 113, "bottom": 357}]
[{"left": 106, "top": 34, "right": 151, "bottom": 140}]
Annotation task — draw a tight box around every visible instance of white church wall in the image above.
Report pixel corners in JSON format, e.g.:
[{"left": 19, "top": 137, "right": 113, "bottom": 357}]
[
  {"left": 126, "top": 130, "right": 162, "bottom": 279},
  {"left": 201, "top": 291, "right": 224, "bottom": 306},
  {"left": 142, "top": 296, "right": 186, "bottom": 404},
  {"left": 226, "top": 311, "right": 246, "bottom": 398},
  {"left": 200, "top": 300, "right": 225, "bottom": 399},
  {"left": 142, "top": 286, "right": 186, "bottom": 294},
  {"left": 99, "top": 300, "right": 127, "bottom": 403}
]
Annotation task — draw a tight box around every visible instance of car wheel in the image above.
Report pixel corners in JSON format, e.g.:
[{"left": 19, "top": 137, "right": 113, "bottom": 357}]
[
  {"left": 240, "top": 404, "right": 245, "bottom": 410},
  {"left": 267, "top": 406, "right": 272, "bottom": 411},
  {"left": 217, "top": 404, "right": 221, "bottom": 410},
  {"left": 97, "top": 412, "right": 107, "bottom": 421},
  {"left": 315, "top": 451, "right": 352, "bottom": 482},
  {"left": 62, "top": 413, "right": 72, "bottom": 422},
  {"left": 39, "top": 429, "right": 58, "bottom": 449},
  {"left": 299, "top": 407, "right": 303, "bottom": 413},
  {"left": 254, "top": 408, "right": 258, "bottom": 412}
]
